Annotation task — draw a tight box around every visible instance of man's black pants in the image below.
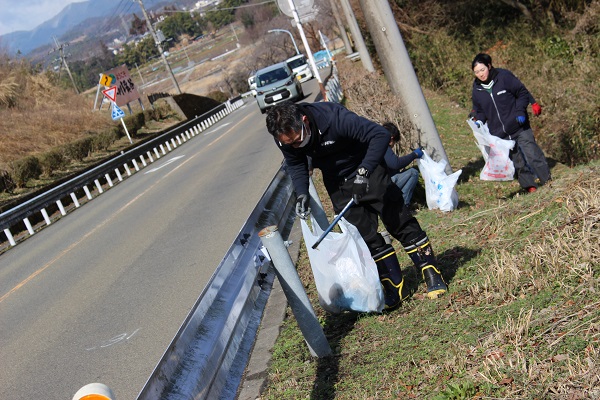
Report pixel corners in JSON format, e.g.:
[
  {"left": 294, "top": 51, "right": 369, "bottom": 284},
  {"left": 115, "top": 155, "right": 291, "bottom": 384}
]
[{"left": 327, "top": 164, "right": 423, "bottom": 255}]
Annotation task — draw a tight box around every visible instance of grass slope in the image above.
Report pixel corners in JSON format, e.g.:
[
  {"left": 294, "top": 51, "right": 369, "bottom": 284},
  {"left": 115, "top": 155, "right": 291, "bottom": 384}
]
[{"left": 260, "top": 89, "right": 599, "bottom": 399}]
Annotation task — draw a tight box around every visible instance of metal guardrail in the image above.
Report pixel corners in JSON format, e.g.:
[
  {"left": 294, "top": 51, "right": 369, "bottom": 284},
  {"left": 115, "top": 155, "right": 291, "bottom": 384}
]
[
  {"left": 0, "top": 98, "right": 244, "bottom": 247},
  {"left": 137, "top": 165, "right": 296, "bottom": 400}
]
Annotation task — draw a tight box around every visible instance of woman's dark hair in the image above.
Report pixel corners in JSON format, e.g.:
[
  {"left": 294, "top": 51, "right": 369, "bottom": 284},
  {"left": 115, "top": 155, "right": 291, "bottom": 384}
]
[
  {"left": 471, "top": 53, "right": 493, "bottom": 70},
  {"left": 382, "top": 121, "right": 400, "bottom": 142}
]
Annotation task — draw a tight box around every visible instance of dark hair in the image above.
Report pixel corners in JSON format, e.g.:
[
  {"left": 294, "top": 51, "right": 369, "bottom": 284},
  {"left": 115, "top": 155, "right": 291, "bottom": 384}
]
[
  {"left": 265, "top": 101, "right": 304, "bottom": 138},
  {"left": 471, "top": 53, "right": 493, "bottom": 70},
  {"left": 382, "top": 121, "right": 400, "bottom": 142}
]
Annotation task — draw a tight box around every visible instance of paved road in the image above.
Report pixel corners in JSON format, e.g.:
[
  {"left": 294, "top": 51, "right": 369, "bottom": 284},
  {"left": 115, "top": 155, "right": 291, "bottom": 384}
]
[{"left": 0, "top": 76, "right": 323, "bottom": 399}]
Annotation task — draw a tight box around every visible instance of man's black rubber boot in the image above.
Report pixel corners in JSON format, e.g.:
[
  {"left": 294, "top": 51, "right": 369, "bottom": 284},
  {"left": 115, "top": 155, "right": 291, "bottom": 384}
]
[
  {"left": 373, "top": 244, "right": 410, "bottom": 309},
  {"left": 404, "top": 233, "right": 447, "bottom": 299}
]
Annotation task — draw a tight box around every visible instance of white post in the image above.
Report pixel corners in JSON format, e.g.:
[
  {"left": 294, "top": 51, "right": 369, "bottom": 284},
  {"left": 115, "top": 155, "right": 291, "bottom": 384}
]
[
  {"left": 23, "top": 218, "right": 35, "bottom": 235},
  {"left": 115, "top": 168, "right": 123, "bottom": 182},
  {"left": 120, "top": 118, "right": 133, "bottom": 144},
  {"left": 41, "top": 208, "right": 51, "bottom": 225},
  {"left": 105, "top": 173, "right": 114, "bottom": 187},
  {"left": 83, "top": 186, "right": 93, "bottom": 200},
  {"left": 56, "top": 200, "right": 67, "bottom": 216},
  {"left": 94, "top": 179, "right": 104, "bottom": 193},
  {"left": 70, "top": 193, "right": 80, "bottom": 208},
  {"left": 4, "top": 228, "right": 16, "bottom": 246}
]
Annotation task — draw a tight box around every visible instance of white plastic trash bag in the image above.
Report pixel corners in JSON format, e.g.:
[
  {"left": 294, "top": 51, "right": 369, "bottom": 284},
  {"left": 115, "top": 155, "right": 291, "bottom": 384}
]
[
  {"left": 301, "top": 214, "right": 385, "bottom": 314},
  {"left": 417, "top": 151, "right": 462, "bottom": 212},
  {"left": 467, "top": 119, "right": 515, "bottom": 181}
]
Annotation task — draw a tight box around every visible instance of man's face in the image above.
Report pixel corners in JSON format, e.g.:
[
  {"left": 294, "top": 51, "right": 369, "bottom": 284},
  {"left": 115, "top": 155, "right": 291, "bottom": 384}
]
[{"left": 277, "top": 117, "right": 311, "bottom": 148}]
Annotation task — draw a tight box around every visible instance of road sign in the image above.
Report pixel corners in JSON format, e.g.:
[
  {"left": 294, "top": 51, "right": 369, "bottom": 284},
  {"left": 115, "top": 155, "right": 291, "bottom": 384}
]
[
  {"left": 99, "top": 73, "right": 115, "bottom": 87},
  {"left": 102, "top": 87, "right": 117, "bottom": 103},
  {"left": 277, "top": 0, "right": 314, "bottom": 17},
  {"left": 111, "top": 102, "right": 125, "bottom": 120}
]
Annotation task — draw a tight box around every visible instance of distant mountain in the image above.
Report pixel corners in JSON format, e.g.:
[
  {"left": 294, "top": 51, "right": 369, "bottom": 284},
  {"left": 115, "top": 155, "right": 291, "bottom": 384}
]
[{"left": 0, "top": 0, "right": 183, "bottom": 56}]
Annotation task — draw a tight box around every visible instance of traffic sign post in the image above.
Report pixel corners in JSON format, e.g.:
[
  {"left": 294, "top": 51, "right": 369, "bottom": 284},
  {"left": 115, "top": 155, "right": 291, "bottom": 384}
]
[{"left": 102, "top": 88, "right": 133, "bottom": 144}]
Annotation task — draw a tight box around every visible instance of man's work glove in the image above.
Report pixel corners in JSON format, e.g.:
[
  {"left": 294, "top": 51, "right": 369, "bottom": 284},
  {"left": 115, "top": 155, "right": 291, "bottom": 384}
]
[
  {"left": 352, "top": 169, "right": 370, "bottom": 204},
  {"left": 516, "top": 115, "right": 526, "bottom": 125},
  {"left": 413, "top": 148, "right": 424, "bottom": 158},
  {"left": 295, "top": 194, "right": 311, "bottom": 219},
  {"left": 532, "top": 102, "right": 542, "bottom": 116}
]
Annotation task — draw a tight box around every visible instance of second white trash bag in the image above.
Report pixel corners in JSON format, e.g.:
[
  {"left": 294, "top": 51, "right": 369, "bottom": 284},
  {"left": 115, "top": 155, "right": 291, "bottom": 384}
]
[
  {"left": 466, "top": 119, "right": 515, "bottom": 181},
  {"left": 417, "top": 151, "right": 462, "bottom": 212},
  {"left": 300, "top": 214, "right": 385, "bottom": 314}
]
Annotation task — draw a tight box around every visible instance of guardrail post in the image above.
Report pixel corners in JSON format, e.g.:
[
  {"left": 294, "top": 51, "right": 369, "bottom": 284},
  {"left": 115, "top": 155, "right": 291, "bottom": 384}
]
[
  {"left": 56, "top": 200, "right": 67, "bottom": 216},
  {"left": 23, "top": 218, "right": 34, "bottom": 235},
  {"left": 70, "top": 193, "right": 80, "bottom": 208},
  {"left": 41, "top": 208, "right": 51, "bottom": 225},
  {"left": 258, "top": 225, "right": 332, "bottom": 358},
  {"left": 4, "top": 228, "right": 16, "bottom": 246}
]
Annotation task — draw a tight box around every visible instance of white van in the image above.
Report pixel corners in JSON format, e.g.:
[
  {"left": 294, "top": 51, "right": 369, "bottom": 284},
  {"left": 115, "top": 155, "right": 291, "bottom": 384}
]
[
  {"left": 248, "top": 74, "right": 257, "bottom": 97},
  {"left": 286, "top": 54, "right": 314, "bottom": 83}
]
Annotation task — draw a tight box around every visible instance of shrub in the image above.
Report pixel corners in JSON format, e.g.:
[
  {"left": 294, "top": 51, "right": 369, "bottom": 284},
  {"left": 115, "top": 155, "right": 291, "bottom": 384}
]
[
  {"left": 123, "top": 112, "right": 146, "bottom": 136},
  {"left": 9, "top": 156, "right": 42, "bottom": 188},
  {"left": 39, "top": 149, "right": 66, "bottom": 177},
  {"left": 0, "top": 170, "right": 16, "bottom": 193},
  {"left": 205, "top": 90, "right": 228, "bottom": 103},
  {"left": 91, "top": 130, "right": 120, "bottom": 152},
  {"left": 63, "top": 137, "right": 94, "bottom": 161}
]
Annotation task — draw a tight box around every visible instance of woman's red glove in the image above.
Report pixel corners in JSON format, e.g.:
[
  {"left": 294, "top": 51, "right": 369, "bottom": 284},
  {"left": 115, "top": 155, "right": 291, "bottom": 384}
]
[{"left": 532, "top": 103, "right": 542, "bottom": 116}]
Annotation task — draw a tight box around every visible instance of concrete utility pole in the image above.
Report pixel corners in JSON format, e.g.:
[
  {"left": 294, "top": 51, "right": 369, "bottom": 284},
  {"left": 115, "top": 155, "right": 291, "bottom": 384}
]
[
  {"left": 49, "top": 37, "right": 79, "bottom": 94},
  {"left": 338, "top": 0, "right": 374, "bottom": 72},
  {"left": 357, "top": 0, "right": 451, "bottom": 171},
  {"left": 134, "top": 0, "right": 182, "bottom": 94},
  {"left": 327, "top": 0, "right": 353, "bottom": 55},
  {"left": 286, "top": 0, "right": 328, "bottom": 101}
]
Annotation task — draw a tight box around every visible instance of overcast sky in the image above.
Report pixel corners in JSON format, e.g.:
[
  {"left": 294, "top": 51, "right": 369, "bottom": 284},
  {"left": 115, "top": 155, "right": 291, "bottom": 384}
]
[{"left": 0, "top": 0, "right": 81, "bottom": 36}]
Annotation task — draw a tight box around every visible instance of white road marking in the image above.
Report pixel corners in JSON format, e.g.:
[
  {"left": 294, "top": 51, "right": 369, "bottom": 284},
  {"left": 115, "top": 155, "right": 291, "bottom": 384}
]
[
  {"left": 144, "top": 155, "right": 185, "bottom": 174},
  {"left": 204, "top": 122, "right": 231, "bottom": 135}
]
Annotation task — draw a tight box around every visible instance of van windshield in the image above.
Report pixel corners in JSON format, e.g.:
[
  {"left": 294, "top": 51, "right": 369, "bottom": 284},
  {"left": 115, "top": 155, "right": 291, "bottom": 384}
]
[
  {"left": 287, "top": 57, "right": 307, "bottom": 70},
  {"left": 257, "top": 68, "right": 290, "bottom": 87}
]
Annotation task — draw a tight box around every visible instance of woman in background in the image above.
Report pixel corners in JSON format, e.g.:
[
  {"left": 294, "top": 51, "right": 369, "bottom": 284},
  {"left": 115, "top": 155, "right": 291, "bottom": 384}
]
[{"left": 470, "top": 53, "right": 551, "bottom": 192}]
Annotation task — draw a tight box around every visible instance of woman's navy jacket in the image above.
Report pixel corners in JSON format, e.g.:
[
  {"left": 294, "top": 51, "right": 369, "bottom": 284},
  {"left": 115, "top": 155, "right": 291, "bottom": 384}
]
[{"left": 471, "top": 68, "right": 531, "bottom": 139}]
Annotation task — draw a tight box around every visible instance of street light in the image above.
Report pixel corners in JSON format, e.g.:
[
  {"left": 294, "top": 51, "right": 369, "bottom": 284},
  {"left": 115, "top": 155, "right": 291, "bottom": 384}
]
[{"left": 267, "top": 29, "right": 300, "bottom": 55}]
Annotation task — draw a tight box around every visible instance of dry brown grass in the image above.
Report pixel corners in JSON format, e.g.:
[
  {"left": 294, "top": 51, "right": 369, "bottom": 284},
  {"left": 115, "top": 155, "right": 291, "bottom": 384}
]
[
  {"left": 337, "top": 61, "right": 418, "bottom": 153},
  {"left": 263, "top": 56, "right": 600, "bottom": 399},
  {"left": 0, "top": 66, "right": 113, "bottom": 170}
]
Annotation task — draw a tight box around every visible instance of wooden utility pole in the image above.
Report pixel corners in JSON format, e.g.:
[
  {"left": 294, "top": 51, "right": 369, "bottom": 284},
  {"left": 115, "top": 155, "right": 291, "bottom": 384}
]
[
  {"left": 134, "top": 0, "right": 181, "bottom": 94},
  {"left": 357, "top": 0, "right": 451, "bottom": 171},
  {"left": 49, "top": 37, "right": 79, "bottom": 94}
]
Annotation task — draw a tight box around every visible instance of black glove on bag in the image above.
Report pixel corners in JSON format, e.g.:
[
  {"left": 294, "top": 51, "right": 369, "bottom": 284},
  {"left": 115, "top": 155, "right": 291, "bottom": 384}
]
[
  {"left": 352, "top": 174, "right": 369, "bottom": 204},
  {"left": 295, "top": 194, "right": 311, "bottom": 219}
]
